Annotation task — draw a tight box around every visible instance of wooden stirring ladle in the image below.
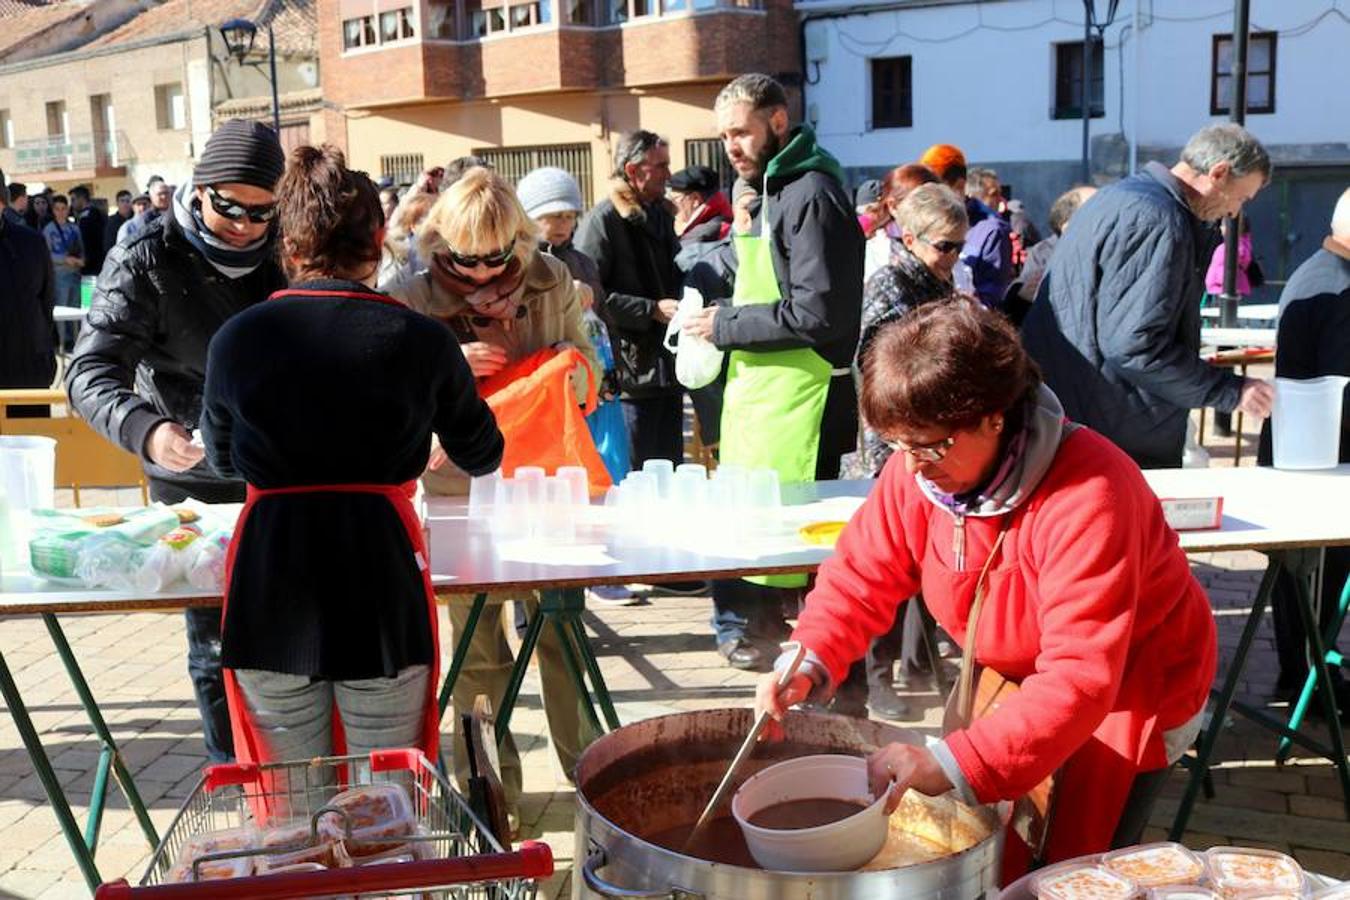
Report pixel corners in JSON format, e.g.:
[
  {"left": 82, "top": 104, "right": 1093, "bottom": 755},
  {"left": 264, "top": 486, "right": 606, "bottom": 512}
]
[{"left": 683, "top": 641, "right": 808, "bottom": 853}]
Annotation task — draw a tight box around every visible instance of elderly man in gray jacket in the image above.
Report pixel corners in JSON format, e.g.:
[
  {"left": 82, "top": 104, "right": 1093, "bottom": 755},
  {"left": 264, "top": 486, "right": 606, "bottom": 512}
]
[{"left": 1023, "top": 124, "right": 1275, "bottom": 469}]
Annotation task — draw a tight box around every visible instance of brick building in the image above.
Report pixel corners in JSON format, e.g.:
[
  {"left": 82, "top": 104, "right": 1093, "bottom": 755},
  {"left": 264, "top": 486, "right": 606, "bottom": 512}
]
[
  {"left": 0, "top": 0, "right": 320, "bottom": 199},
  {"left": 320, "top": 0, "right": 800, "bottom": 201}
]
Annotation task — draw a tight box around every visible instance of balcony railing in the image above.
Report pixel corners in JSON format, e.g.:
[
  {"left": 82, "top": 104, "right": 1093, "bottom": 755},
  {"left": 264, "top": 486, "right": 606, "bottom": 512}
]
[{"left": 10, "top": 131, "right": 134, "bottom": 176}]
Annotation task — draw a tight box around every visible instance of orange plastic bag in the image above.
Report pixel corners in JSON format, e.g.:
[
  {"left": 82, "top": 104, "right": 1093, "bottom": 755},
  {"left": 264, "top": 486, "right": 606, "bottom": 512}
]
[{"left": 479, "top": 347, "right": 613, "bottom": 495}]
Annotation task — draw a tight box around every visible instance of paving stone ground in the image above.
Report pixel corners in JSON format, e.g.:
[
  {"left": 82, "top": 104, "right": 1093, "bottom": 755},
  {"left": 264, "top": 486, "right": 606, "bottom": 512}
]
[{"left": 2, "top": 403, "right": 1348, "bottom": 898}]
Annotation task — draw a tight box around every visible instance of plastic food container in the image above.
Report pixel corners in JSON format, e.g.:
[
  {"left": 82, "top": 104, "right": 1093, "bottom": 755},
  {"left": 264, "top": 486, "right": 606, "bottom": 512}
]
[
  {"left": 1148, "top": 888, "right": 1222, "bottom": 900},
  {"left": 169, "top": 825, "right": 258, "bottom": 882},
  {"left": 1204, "top": 847, "right": 1305, "bottom": 898},
  {"left": 730, "top": 754, "right": 887, "bottom": 872},
  {"left": 317, "top": 783, "right": 416, "bottom": 855},
  {"left": 1033, "top": 863, "right": 1138, "bottom": 900},
  {"left": 1104, "top": 843, "right": 1206, "bottom": 887},
  {"left": 1313, "top": 883, "right": 1350, "bottom": 900}
]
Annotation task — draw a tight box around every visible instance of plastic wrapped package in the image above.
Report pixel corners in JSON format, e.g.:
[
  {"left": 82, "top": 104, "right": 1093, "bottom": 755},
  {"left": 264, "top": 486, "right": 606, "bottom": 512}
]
[
  {"left": 256, "top": 821, "right": 337, "bottom": 871},
  {"left": 1204, "top": 847, "right": 1305, "bottom": 899},
  {"left": 316, "top": 783, "right": 416, "bottom": 855},
  {"left": 131, "top": 525, "right": 200, "bottom": 593},
  {"left": 70, "top": 533, "right": 142, "bottom": 589},
  {"left": 185, "top": 528, "right": 232, "bottom": 591},
  {"left": 167, "top": 825, "right": 258, "bottom": 882},
  {"left": 1103, "top": 843, "right": 1206, "bottom": 888},
  {"left": 29, "top": 506, "right": 182, "bottom": 584},
  {"left": 1034, "top": 863, "right": 1138, "bottom": 900}
]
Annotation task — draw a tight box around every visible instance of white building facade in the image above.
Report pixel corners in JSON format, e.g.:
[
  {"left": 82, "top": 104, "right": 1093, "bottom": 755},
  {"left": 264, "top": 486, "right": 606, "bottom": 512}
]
[{"left": 799, "top": 0, "right": 1350, "bottom": 280}]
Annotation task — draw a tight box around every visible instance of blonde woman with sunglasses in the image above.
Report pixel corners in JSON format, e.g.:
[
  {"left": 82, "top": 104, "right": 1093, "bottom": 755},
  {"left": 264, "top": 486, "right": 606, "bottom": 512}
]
[{"left": 386, "top": 165, "right": 601, "bottom": 831}]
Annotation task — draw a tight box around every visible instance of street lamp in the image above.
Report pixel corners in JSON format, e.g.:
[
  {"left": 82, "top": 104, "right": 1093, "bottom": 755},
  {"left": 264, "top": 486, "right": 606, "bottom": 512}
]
[
  {"left": 1080, "top": 0, "right": 1121, "bottom": 184},
  {"left": 219, "top": 17, "right": 281, "bottom": 133}
]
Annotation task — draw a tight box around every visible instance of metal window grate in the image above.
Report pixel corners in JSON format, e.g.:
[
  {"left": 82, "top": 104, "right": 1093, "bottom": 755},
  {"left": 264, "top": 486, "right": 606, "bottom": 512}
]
[
  {"left": 381, "top": 153, "right": 425, "bottom": 187},
  {"left": 472, "top": 143, "right": 594, "bottom": 208},
  {"left": 683, "top": 138, "right": 734, "bottom": 190}
]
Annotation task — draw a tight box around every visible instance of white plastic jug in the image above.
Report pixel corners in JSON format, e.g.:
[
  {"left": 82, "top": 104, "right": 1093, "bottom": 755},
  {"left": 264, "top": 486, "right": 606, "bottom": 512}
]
[
  {"left": 1272, "top": 376, "right": 1350, "bottom": 470},
  {"left": 0, "top": 435, "right": 56, "bottom": 569}
]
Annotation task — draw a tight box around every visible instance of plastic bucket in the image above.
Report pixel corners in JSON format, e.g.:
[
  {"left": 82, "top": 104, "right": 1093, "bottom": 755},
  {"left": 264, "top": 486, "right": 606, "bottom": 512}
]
[
  {"left": 1272, "top": 376, "right": 1349, "bottom": 470},
  {"left": 731, "top": 754, "right": 887, "bottom": 872}
]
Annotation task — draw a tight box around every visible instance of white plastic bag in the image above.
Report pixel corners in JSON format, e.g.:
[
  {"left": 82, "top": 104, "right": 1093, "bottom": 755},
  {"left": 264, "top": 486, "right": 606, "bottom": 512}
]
[{"left": 663, "top": 286, "right": 725, "bottom": 390}]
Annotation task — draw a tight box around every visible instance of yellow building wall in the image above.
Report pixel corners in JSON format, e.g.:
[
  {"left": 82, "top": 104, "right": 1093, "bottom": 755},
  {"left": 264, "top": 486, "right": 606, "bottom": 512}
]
[{"left": 343, "top": 83, "right": 726, "bottom": 204}]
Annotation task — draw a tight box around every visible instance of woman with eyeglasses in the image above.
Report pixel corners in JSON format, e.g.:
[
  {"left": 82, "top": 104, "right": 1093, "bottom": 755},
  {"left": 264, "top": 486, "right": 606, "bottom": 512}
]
[
  {"left": 386, "top": 165, "right": 601, "bottom": 832},
  {"left": 201, "top": 145, "right": 504, "bottom": 784},
  {"left": 757, "top": 300, "right": 1217, "bottom": 878}
]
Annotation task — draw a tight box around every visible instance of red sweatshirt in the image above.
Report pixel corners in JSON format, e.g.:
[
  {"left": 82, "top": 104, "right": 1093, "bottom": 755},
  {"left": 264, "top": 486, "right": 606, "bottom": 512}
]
[{"left": 792, "top": 426, "right": 1217, "bottom": 861}]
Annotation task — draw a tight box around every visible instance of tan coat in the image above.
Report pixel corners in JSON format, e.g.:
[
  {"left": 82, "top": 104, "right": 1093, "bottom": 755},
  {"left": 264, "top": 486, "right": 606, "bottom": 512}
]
[{"left": 388, "top": 250, "right": 602, "bottom": 495}]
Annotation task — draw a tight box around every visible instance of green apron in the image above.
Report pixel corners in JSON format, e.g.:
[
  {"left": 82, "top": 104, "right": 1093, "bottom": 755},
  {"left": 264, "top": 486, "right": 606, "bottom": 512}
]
[{"left": 719, "top": 230, "right": 834, "bottom": 588}]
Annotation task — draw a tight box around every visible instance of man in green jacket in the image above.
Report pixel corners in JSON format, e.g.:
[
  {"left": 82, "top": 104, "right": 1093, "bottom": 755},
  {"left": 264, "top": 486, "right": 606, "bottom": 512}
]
[{"left": 684, "top": 73, "right": 863, "bottom": 671}]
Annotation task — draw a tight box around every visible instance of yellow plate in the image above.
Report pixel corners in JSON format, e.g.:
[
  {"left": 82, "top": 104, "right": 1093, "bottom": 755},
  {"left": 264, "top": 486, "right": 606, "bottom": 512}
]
[{"left": 799, "top": 521, "right": 847, "bottom": 547}]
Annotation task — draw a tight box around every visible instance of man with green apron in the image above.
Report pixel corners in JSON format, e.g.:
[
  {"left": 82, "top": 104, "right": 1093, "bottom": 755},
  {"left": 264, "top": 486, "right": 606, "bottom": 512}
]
[{"left": 683, "top": 73, "right": 864, "bottom": 671}]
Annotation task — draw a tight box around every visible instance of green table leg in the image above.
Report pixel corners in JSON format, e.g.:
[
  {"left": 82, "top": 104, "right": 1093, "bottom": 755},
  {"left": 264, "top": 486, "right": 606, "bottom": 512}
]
[
  {"left": 494, "top": 606, "right": 547, "bottom": 745},
  {"left": 439, "top": 593, "right": 489, "bottom": 720},
  {"left": 1277, "top": 574, "right": 1350, "bottom": 764},
  {"left": 42, "top": 614, "right": 159, "bottom": 851},
  {"left": 0, "top": 649, "right": 103, "bottom": 892},
  {"left": 551, "top": 614, "right": 604, "bottom": 738},
  {"left": 1288, "top": 568, "right": 1350, "bottom": 818},
  {"left": 1170, "top": 561, "right": 1281, "bottom": 841},
  {"left": 565, "top": 611, "right": 621, "bottom": 731}
]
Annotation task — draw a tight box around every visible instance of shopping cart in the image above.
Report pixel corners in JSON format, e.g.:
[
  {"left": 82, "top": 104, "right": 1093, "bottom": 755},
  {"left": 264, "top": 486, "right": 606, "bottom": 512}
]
[{"left": 94, "top": 748, "right": 553, "bottom": 899}]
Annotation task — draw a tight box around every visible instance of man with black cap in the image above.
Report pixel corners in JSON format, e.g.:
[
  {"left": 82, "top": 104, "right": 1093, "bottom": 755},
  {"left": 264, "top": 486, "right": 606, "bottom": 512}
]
[
  {"left": 669, "top": 164, "right": 732, "bottom": 245},
  {"left": 67, "top": 118, "right": 288, "bottom": 764}
]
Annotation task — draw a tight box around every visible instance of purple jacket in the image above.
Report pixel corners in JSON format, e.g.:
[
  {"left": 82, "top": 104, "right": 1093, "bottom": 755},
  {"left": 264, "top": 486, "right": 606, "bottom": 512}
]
[{"left": 961, "top": 197, "right": 1013, "bottom": 309}]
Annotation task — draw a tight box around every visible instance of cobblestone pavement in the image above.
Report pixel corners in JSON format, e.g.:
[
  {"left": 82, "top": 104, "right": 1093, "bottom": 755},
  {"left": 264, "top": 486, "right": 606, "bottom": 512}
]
[{"left": 2, "top": 409, "right": 1348, "bottom": 897}]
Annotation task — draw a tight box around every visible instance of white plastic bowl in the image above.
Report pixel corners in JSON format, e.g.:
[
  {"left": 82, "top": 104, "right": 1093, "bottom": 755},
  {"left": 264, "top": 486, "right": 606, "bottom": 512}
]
[{"left": 731, "top": 754, "right": 887, "bottom": 872}]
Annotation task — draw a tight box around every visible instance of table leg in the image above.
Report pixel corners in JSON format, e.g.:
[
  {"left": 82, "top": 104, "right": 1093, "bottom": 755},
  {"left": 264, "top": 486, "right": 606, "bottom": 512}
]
[
  {"left": 551, "top": 616, "right": 604, "bottom": 737},
  {"left": 1289, "top": 572, "right": 1350, "bottom": 819},
  {"left": 41, "top": 614, "right": 159, "bottom": 852},
  {"left": 0, "top": 649, "right": 103, "bottom": 893},
  {"left": 564, "top": 613, "right": 621, "bottom": 731},
  {"left": 439, "top": 593, "right": 488, "bottom": 720},
  {"left": 493, "top": 606, "right": 546, "bottom": 745},
  {"left": 1170, "top": 561, "right": 1281, "bottom": 840},
  {"left": 1277, "top": 574, "right": 1350, "bottom": 763},
  {"left": 1234, "top": 362, "right": 1248, "bottom": 467},
  {"left": 547, "top": 588, "right": 618, "bottom": 732}
]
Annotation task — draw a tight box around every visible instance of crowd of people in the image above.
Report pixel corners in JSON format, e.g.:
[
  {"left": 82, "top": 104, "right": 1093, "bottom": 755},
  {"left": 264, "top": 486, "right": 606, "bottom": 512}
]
[{"left": 1, "top": 68, "right": 1348, "bottom": 872}]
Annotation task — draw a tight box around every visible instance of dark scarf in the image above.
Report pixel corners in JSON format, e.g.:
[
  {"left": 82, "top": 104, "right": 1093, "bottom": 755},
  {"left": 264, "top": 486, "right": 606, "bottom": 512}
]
[
  {"left": 172, "top": 182, "right": 274, "bottom": 278},
  {"left": 429, "top": 252, "right": 527, "bottom": 320}
]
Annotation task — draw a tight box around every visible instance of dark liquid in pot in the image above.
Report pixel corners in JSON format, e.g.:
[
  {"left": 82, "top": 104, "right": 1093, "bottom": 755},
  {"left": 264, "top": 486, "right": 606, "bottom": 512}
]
[
  {"left": 645, "top": 817, "right": 759, "bottom": 868},
  {"left": 748, "top": 798, "right": 868, "bottom": 830}
]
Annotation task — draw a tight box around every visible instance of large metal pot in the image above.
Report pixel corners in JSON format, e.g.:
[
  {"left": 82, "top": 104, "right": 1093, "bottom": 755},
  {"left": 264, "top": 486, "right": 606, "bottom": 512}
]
[{"left": 574, "top": 708, "right": 1006, "bottom": 900}]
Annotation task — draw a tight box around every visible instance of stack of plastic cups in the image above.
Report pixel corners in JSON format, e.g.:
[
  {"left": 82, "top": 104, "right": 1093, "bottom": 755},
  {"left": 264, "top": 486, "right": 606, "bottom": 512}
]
[
  {"left": 467, "top": 472, "right": 498, "bottom": 532},
  {"left": 709, "top": 464, "right": 749, "bottom": 540},
  {"left": 556, "top": 466, "right": 590, "bottom": 506},
  {"left": 669, "top": 469, "right": 708, "bottom": 538},
  {"left": 514, "top": 467, "right": 547, "bottom": 537},
  {"left": 491, "top": 477, "right": 520, "bottom": 537},
  {"left": 747, "top": 468, "right": 782, "bottom": 530},
  {"left": 641, "top": 459, "right": 674, "bottom": 499},
  {"left": 544, "top": 476, "right": 577, "bottom": 544}
]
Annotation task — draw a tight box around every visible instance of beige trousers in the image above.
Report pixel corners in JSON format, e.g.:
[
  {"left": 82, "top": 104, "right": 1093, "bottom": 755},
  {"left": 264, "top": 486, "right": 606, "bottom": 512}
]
[{"left": 445, "top": 591, "right": 599, "bottom": 814}]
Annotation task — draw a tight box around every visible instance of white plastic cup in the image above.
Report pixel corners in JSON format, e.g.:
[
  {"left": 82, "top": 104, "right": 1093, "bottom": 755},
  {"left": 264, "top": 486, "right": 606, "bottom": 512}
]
[
  {"left": 514, "top": 466, "right": 546, "bottom": 505},
  {"left": 545, "top": 476, "right": 576, "bottom": 544},
  {"left": 556, "top": 466, "right": 590, "bottom": 506},
  {"left": 1272, "top": 376, "right": 1349, "bottom": 470},
  {"left": 670, "top": 470, "right": 708, "bottom": 514},
  {"left": 468, "top": 472, "right": 498, "bottom": 519},
  {"left": 675, "top": 463, "right": 707, "bottom": 480},
  {"left": 713, "top": 464, "right": 750, "bottom": 509},
  {"left": 747, "top": 468, "right": 781, "bottom": 508},
  {"left": 491, "top": 477, "right": 522, "bottom": 535},
  {"left": 641, "top": 459, "right": 674, "bottom": 497}
]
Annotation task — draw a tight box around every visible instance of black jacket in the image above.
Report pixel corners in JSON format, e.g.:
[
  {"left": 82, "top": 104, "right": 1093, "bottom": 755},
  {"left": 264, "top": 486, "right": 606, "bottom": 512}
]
[
  {"left": 1258, "top": 240, "right": 1350, "bottom": 466},
  {"left": 0, "top": 212, "right": 56, "bottom": 389},
  {"left": 1022, "top": 162, "right": 1242, "bottom": 469},
  {"left": 203, "top": 280, "right": 503, "bottom": 679},
  {"left": 65, "top": 214, "right": 287, "bottom": 501},
  {"left": 575, "top": 180, "right": 684, "bottom": 398},
  {"left": 710, "top": 161, "right": 864, "bottom": 472},
  {"left": 77, "top": 206, "right": 107, "bottom": 275}
]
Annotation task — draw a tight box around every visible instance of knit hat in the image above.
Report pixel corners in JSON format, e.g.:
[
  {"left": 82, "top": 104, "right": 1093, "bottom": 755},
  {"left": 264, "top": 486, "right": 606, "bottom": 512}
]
[
  {"left": 516, "top": 167, "right": 583, "bottom": 218},
  {"left": 919, "top": 144, "right": 967, "bottom": 183},
  {"left": 853, "top": 178, "right": 882, "bottom": 208},
  {"left": 193, "top": 119, "right": 286, "bottom": 191}
]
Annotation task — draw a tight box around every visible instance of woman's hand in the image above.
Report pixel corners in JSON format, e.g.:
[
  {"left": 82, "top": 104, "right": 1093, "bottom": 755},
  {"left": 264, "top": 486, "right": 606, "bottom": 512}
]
[
  {"left": 462, "top": 342, "right": 508, "bottom": 378},
  {"left": 427, "top": 434, "right": 448, "bottom": 471},
  {"left": 866, "top": 744, "right": 953, "bottom": 813},
  {"left": 754, "top": 671, "right": 813, "bottom": 743}
]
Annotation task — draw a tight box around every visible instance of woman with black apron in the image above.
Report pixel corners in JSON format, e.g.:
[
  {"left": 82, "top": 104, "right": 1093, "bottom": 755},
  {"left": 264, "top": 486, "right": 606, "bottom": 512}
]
[{"left": 201, "top": 145, "right": 503, "bottom": 794}]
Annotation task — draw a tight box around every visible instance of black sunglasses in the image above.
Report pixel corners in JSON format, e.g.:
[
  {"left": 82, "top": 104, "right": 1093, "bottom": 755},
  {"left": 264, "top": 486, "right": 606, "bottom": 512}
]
[
  {"left": 445, "top": 238, "right": 515, "bottom": 269},
  {"left": 919, "top": 234, "right": 964, "bottom": 256},
  {"left": 205, "top": 185, "right": 278, "bottom": 223}
]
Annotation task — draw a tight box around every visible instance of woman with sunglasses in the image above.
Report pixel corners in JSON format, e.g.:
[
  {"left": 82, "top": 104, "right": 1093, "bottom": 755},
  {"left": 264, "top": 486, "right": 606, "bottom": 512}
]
[
  {"left": 757, "top": 300, "right": 1217, "bottom": 878},
  {"left": 201, "top": 145, "right": 503, "bottom": 784},
  {"left": 387, "top": 165, "right": 601, "bottom": 831}
]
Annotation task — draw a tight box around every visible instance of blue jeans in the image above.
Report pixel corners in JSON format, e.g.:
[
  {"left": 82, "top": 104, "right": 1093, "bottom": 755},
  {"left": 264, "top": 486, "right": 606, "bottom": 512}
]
[
  {"left": 53, "top": 267, "right": 80, "bottom": 350},
  {"left": 185, "top": 607, "right": 235, "bottom": 763},
  {"left": 710, "top": 579, "right": 792, "bottom": 647}
]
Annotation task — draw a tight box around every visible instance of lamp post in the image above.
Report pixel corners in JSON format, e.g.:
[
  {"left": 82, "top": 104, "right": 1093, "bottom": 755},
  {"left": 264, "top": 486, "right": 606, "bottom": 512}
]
[
  {"left": 1080, "top": 0, "right": 1121, "bottom": 184},
  {"left": 1219, "top": 0, "right": 1253, "bottom": 329},
  {"left": 219, "top": 17, "right": 281, "bottom": 133}
]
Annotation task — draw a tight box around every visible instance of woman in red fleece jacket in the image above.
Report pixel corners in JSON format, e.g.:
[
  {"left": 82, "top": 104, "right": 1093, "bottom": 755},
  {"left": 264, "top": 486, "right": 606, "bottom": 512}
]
[{"left": 757, "top": 301, "right": 1216, "bottom": 875}]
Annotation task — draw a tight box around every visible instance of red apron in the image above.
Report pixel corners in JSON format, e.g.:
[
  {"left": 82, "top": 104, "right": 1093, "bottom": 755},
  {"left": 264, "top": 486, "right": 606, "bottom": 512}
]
[{"left": 219, "top": 288, "right": 441, "bottom": 789}]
